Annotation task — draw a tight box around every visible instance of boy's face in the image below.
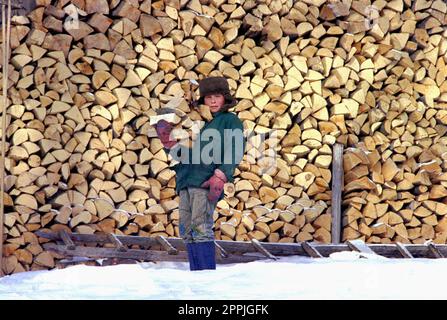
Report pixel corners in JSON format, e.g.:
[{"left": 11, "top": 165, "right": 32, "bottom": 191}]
[{"left": 204, "top": 94, "right": 225, "bottom": 113}]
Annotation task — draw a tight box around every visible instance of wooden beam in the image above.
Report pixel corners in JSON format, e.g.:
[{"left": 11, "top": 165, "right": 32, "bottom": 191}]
[
  {"left": 251, "top": 239, "right": 278, "bottom": 260},
  {"left": 155, "top": 235, "right": 178, "bottom": 255},
  {"left": 59, "top": 230, "right": 76, "bottom": 250},
  {"left": 43, "top": 243, "right": 264, "bottom": 264},
  {"left": 427, "top": 242, "right": 444, "bottom": 258},
  {"left": 395, "top": 242, "right": 413, "bottom": 258},
  {"left": 347, "top": 239, "right": 380, "bottom": 257},
  {"left": 35, "top": 232, "right": 447, "bottom": 259},
  {"left": 107, "top": 233, "right": 127, "bottom": 252},
  {"left": 301, "top": 242, "right": 323, "bottom": 258},
  {"left": 331, "top": 143, "right": 344, "bottom": 244},
  {"left": 214, "top": 241, "right": 229, "bottom": 258}
]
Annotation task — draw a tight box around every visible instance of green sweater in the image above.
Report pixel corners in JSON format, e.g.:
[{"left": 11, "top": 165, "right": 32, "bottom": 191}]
[{"left": 169, "top": 111, "right": 245, "bottom": 194}]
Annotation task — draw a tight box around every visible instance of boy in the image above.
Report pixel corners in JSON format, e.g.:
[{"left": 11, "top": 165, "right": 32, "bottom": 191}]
[{"left": 155, "top": 77, "right": 245, "bottom": 270}]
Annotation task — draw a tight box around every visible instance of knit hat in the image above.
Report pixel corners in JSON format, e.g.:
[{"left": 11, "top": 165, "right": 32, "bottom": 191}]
[{"left": 197, "top": 77, "right": 237, "bottom": 111}]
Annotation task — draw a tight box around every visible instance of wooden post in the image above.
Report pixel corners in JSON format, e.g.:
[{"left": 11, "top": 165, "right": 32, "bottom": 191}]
[
  {"left": 0, "top": 0, "right": 11, "bottom": 277},
  {"left": 331, "top": 143, "right": 344, "bottom": 244}
]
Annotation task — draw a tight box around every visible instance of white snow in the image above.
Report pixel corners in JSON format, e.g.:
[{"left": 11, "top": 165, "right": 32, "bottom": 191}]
[{"left": 0, "top": 252, "right": 446, "bottom": 299}]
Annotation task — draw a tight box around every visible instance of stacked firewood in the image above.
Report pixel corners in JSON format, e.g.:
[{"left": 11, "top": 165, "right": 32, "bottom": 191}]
[
  {"left": 0, "top": 0, "right": 446, "bottom": 273},
  {"left": 334, "top": 0, "right": 447, "bottom": 244},
  {"left": 217, "top": 200, "right": 331, "bottom": 244},
  {"left": 342, "top": 135, "right": 447, "bottom": 244}
]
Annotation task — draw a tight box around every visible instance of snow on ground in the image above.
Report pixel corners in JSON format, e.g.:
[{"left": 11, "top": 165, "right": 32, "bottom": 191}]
[{"left": 0, "top": 251, "right": 446, "bottom": 300}]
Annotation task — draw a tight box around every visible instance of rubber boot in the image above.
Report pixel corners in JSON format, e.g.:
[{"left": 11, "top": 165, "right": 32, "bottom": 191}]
[
  {"left": 186, "top": 243, "right": 199, "bottom": 271},
  {"left": 195, "top": 241, "right": 216, "bottom": 270}
]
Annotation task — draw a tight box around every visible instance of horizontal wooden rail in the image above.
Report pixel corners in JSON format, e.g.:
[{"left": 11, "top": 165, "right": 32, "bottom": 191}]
[{"left": 36, "top": 231, "right": 447, "bottom": 260}]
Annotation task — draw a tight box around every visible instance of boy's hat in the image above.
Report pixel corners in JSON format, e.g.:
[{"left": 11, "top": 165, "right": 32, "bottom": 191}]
[{"left": 197, "top": 77, "right": 237, "bottom": 111}]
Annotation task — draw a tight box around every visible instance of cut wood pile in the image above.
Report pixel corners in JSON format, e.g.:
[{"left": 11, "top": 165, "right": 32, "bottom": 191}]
[
  {"left": 0, "top": 0, "right": 446, "bottom": 273},
  {"left": 334, "top": 1, "right": 447, "bottom": 245},
  {"left": 342, "top": 139, "right": 447, "bottom": 244}
]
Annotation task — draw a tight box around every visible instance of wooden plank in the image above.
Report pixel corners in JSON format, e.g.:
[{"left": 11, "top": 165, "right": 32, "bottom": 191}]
[
  {"left": 347, "top": 239, "right": 379, "bottom": 256},
  {"left": 59, "top": 230, "right": 76, "bottom": 250},
  {"left": 36, "top": 230, "right": 167, "bottom": 247},
  {"left": 44, "top": 243, "right": 189, "bottom": 262},
  {"left": 155, "top": 235, "right": 178, "bottom": 255},
  {"left": 36, "top": 231, "right": 302, "bottom": 255},
  {"left": 251, "top": 239, "right": 278, "bottom": 260},
  {"left": 214, "top": 241, "right": 228, "bottom": 258},
  {"left": 427, "top": 242, "right": 444, "bottom": 258},
  {"left": 43, "top": 243, "right": 264, "bottom": 264},
  {"left": 331, "top": 143, "right": 344, "bottom": 244},
  {"left": 107, "top": 233, "right": 127, "bottom": 252},
  {"left": 301, "top": 241, "right": 323, "bottom": 258},
  {"left": 35, "top": 231, "right": 447, "bottom": 258},
  {"left": 395, "top": 242, "right": 413, "bottom": 258}
]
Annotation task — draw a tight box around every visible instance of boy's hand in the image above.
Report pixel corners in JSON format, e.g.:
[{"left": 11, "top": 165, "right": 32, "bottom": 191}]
[
  {"left": 155, "top": 120, "right": 176, "bottom": 149},
  {"left": 201, "top": 169, "right": 227, "bottom": 202}
]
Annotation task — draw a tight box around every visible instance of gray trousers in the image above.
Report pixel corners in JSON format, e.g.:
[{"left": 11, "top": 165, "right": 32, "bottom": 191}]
[{"left": 179, "top": 187, "right": 216, "bottom": 243}]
